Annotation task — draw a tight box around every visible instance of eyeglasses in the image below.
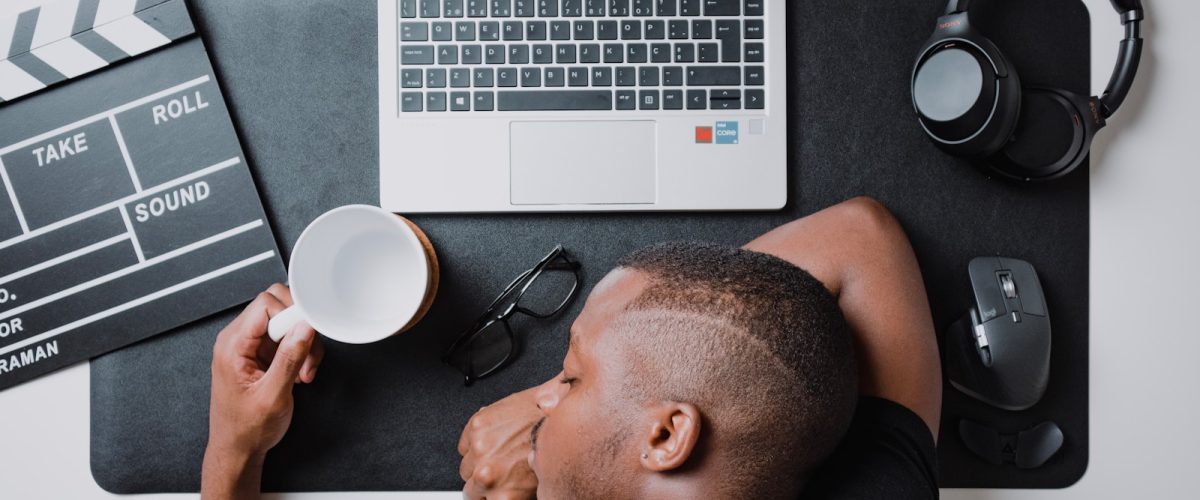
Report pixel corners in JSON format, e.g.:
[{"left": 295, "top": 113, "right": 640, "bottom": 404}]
[{"left": 443, "top": 245, "right": 582, "bottom": 386}]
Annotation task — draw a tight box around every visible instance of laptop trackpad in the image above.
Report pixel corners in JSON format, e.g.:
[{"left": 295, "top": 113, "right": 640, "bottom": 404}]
[{"left": 510, "top": 121, "right": 657, "bottom": 205}]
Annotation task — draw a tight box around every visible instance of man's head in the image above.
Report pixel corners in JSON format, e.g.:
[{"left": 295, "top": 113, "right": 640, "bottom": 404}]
[{"left": 528, "top": 242, "right": 858, "bottom": 499}]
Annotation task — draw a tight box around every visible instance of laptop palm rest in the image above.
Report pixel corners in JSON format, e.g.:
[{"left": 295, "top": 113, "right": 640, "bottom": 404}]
[{"left": 510, "top": 121, "right": 657, "bottom": 205}]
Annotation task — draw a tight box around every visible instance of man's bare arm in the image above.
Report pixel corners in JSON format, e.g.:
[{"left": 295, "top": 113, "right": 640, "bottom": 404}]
[{"left": 744, "top": 196, "right": 942, "bottom": 438}]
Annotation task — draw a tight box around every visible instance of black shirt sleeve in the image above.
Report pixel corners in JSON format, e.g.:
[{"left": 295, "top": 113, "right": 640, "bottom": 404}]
[{"left": 799, "top": 397, "right": 939, "bottom": 500}]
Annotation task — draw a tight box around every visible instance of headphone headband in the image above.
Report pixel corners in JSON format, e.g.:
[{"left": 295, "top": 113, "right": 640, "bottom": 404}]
[{"left": 942, "top": 0, "right": 1143, "bottom": 118}]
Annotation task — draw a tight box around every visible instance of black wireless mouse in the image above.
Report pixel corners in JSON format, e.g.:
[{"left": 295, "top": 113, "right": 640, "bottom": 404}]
[
  {"left": 959, "top": 419, "right": 1064, "bottom": 469},
  {"left": 945, "top": 257, "right": 1051, "bottom": 411}
]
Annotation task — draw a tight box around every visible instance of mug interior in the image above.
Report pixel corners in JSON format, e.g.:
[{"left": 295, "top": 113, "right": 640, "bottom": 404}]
[{"left": 289, "top": 205, "right": 429, "bottom": 343}]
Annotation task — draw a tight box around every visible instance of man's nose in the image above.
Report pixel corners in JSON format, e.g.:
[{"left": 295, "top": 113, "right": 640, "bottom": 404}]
[{"left": 534, "top": 373, "right": 566, "bottom": 414}]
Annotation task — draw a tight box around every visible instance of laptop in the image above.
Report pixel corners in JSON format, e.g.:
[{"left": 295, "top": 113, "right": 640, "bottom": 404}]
[{"left": 377, "top": 0, "right": 786, "bottom": 212}]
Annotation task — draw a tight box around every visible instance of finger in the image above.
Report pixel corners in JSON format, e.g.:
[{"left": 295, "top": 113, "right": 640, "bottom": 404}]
[
  {"left": 459, "top": 453, "right": 476, "bottom": 482},
  {"left": 462, "top": 478, "right": 484, "bottom": 500},
  {"left": 458, "top": 420, "right": 473, "bottom": 456},
  {"left": 297, "top": 334, "right": 325, "bottom": 383},
  {"left": 260, "top": 323, "right": 316, "bottom": 395},
  {"left": 264, "top": 283, "right": 294, "bottom": 308}
]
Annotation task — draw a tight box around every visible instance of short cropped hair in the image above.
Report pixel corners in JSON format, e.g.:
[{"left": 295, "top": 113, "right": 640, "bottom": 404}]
[{"left": 612, "top": 242, "right": 857, "bottom": 497}]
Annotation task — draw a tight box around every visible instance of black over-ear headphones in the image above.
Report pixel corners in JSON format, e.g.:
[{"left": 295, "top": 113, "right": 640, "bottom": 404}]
[{"left": 912, "top": 0, "right": 1145, "bottom": 181}]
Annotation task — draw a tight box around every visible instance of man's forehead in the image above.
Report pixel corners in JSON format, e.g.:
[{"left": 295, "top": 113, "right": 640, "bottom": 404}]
[{"left": 569, "top": 268, "right": 651, "bottom": 351}]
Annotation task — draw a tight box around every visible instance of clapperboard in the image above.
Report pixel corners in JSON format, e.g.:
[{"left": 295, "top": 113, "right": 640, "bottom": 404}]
[{"left": 0, "top": 0, "right": 285, "bottom": 390}]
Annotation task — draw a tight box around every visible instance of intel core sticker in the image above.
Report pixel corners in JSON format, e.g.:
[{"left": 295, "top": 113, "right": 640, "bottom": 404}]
[{"left": 715, "top": 121, "right": 739, "bottom": 144}]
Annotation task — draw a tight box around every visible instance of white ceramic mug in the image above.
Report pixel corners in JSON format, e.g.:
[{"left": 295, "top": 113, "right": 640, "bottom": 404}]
[{"left": 267, "top": 205, "right": 439, "bottom": 344}]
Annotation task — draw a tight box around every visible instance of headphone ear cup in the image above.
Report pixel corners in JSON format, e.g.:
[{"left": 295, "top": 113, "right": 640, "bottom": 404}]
[
  {"left": 988, "top": 88, "right": 1097, "bottom": 180},
  {"left": 912, "top": 37, "right": 1022, "bottom": 158}
]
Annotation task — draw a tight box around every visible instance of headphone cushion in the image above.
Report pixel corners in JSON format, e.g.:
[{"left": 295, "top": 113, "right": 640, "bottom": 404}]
[
  {"left": 912, "top": 38, "right": 1021, "bottom": 158},
  {"left": 991, "top": 88, "right": 1092, "bottom": 180}
]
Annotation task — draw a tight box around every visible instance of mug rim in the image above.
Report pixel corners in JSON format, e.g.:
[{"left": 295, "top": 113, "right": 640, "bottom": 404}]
[{"left": 287, "top": 204, "right": 430, "bottom": 344}]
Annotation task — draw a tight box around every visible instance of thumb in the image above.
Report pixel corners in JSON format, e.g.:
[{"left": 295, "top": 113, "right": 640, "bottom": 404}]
[{"left": 261, "top": 323, "right": 316, "bottom": 395}]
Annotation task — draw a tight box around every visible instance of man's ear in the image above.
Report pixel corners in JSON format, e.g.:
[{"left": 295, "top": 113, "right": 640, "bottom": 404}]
[{"left": 639, "top": 402, "right": 702, "bottom": 472}]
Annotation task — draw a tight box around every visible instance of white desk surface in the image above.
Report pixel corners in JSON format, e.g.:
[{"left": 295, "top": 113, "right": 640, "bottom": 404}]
[{"left": 2, "top": 0, "right": 1196, "bottom": 498}]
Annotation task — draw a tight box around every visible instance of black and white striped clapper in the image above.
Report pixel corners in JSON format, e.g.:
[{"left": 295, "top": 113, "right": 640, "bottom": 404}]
[{"left": 0, "top": 0, "right": 194, "bottom": 104}]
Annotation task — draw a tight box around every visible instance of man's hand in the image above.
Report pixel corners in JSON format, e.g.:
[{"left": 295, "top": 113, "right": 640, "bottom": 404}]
[
  {"left": 458, "top": 386, "right": 543, "bottom": 500},
  {"left": 201, "top": 284, "right": 325, "bottom": 500}
]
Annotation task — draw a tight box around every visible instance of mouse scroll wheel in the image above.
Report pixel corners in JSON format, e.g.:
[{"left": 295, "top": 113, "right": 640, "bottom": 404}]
[{"left": 1000, "top": 273, "right": 1017, "bottom": 299}]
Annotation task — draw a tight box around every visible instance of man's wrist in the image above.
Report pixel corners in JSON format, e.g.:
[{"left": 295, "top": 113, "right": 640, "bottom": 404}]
[{"left": 205, "top": 436, "right": 268, "bottom": 468}]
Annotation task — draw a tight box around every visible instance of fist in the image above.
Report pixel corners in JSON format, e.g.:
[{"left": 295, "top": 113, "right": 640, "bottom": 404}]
[{"left": 458, "top": 386, "right": 543, "bottom": 500}]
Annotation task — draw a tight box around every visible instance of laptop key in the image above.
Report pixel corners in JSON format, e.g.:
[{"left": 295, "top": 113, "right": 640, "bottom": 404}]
[
  {"left": 474, "top": 91, "right": 495, "bottom": 110},
  {"left": 580, "top": 44, "right": 601, "bottom": 63},
  {"left": 663, "top": 66, "right": 683, "bottom": 85},
  {"left": 621, "top": 20, "right": 642, "bottom": 40},
  {"left": 691, "top": 20, "right": 712, "bottom": 39},
  {"left": 451, "top": 91, "right": 471, "bottom": 110},
  {"left": 703, "top": 0, "right": 738, "bottom": 16},
  {"left": 744, "top": 19, "right": 763, "bottom": 38},
  {"left": 451, "top": 68, "right": 472, "bottom": 87},
  {"left": 681, "top": 0, "right": 700, "bottom": 16},
  {"left": 746, "top": 89, "right": 764, "bottom": 109},
  {"left": 533, "top": 44, "right": 554, "bottom": 63},
  {"left": 402, "top": 22, "right": 429, "bottom": 41},
  {"left": 427, "top": 68, "right": 448, "bottom": 87},
  {"left": 568, "top": 67, "right": 589, "bottom": 86},
  {"left": 521, "top": 68, "right": 542, "bottom": 86},
  {"left": 639, "top": 90, "right": 660, "bottom": 109},
  {"left": 674, "top": 43, "right": 695, "bottom": 62},
  {"left": 563, "top": 0, "right": 583, "bottom": 16},
  {"left": 498, "top": 90, "right": 613, "bottom": 110},
  {"left": 462, "top": 45, "right": 483, "bottom": 63},
  {"left": 585, "top": 0, "right": 606, "bottom": 16},
  {"left": 515, "top": 0, "right": 535, "bottom": 16},
  {"left": 598, "top": 21, "right": 619, "bottom": 40},
  {"left": 492, "top": 0, "right": 512, "bottom": 16},
  {"left": 421, "top": 0, "right": 441, "bottom": 17},
  {"left": 591, "top": 67, "right": 612, "bottom": 85},
  {"left": 715, "top": 20, "right": 740, "bottom": 62},
  {"left": 633, "top": 0, "right": 654, "bottom": 16},
  {"left": 433, "top": 22, "right": 453, "bottom": 41},
  {"left": 437, "top": 45, "right": 459, "bottom": 64},
  {"left": 467, "top": 0, "right": 487, "bottom": 16},
  {"left": 610, "top": 0, "right": 631, "bottom": 16},
  {"left": 403, "top": 0, "right": 418, "bottom": 18},
  {"left": 574, "top": 21, "right": 595, "bottom": 39},
  {"left": 639, "top": 67, "right": 659, "bottom": 86},
  {"left": 551, "top": 21, "right": 572, "bottom": 40},
  {"left": 445, "top": 0, "right": 465, "bottom": 16},
  {"left": 455, "top": 22, "right": 476, "bottom": 40},
  {"left": 651, "top": 43, "right": 671, "bottom": 62},
  {"left": 498, "top": 67, "right": 519, "bottom": 86},
  {"left": 474, "top": 68, "right": 495, "bottom": 86},
  {"left": 538, "top": 0, "right": 559, "bottom": 16},
  {"left": 509, "top": 44, "right": 530, "bottom": 63},
  {"left": 745, "top": 42, "right": 764, "bottom": 62},
  {"left": 480, "top": 21, "right": 500, "bottom": 40},
  {"left": 744, "top": 65, "right": 764, "bottom": 85},
  {"left": 604, "top": 44, "right": 624, "bottom": 63},
  {"left": 616, "top": 90, "right": 637, "bottom": 109},
  {"left": 627, "top": 43, "right": 648, "bottom": 63},
  {"left": 485, "top": 44, "right": 506, "bottom": 63},
  {"left": 401, "top": 45, "right": 436, "bottom": 64},
  {"left": 427, "top": 92, "right": 448, "bottom": 111},
  {"left": 744, "top": 0, "right": 763, "bottom": 16},
  {"left": 545, "top": 67, "right": 566, "bottom": 86},
  {"left": 668, "top": 20, "right": 689, "bottom": 39},
  {"left": 686, "top": 89, "right": 706, "bottom": 109},
  {"left": 402, "top": 69, "right": 423, "bottom": 88},
  {"left": 698, "top": 43, "right": 719, "bottom": 62},
  {"left": 645, "top": 20, "right": 665, "bottom": 39},
  {"left": 503, "top": 22, "right": 523, "bottom": 40},
  {"left": 710, "top": 96, "right": 739, "bottom": 110},
  {"left": 527, "top": 21, "right": 548, "bottom": 40},
  {"left": 616, "top": 67, "right": 637, "bottom": 86},
  {"left": 686, "top": 65, "right": 739, "bottom": 85},
  {"left": 401, "top": 92, "right": 424, "bottom": 111},
  {"left": 556, "top": 45, "right": 577, "bottom": 63},
  {"left": 663, "top": 89, "right": 683, "bottom": 109}
]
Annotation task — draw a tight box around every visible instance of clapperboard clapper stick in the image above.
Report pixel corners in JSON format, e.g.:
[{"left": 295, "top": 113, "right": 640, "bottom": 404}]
[{"left": 0, "top": 0, "right": 286, "bottom": 390}]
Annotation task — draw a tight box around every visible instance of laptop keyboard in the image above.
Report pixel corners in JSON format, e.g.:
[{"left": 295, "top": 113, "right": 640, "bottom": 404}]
[{"left": 396, "top": 0, "right": 765, "bottom": 112}]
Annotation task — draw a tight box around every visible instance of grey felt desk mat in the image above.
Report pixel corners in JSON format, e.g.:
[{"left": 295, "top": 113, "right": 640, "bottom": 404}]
[{"left": 90, "top": 0, "right": 1090, "bottom": 492}]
